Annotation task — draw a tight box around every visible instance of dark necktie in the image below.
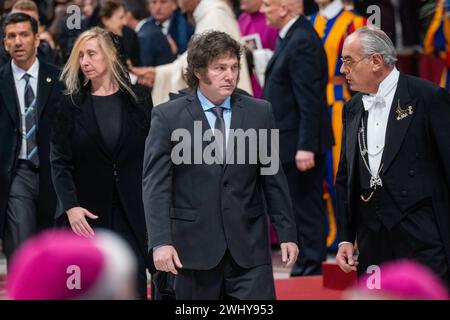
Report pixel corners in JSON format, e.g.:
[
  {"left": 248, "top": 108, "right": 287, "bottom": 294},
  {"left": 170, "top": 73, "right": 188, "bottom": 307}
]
[
  {"left": 23, "top": 73, "right": 38, "bottom": 167},
  {"left": 275, "top": 35, "right": 283, "bottom": 51},
  {"left": 211, "top": 106, "right": 226, "bottom": 164}
]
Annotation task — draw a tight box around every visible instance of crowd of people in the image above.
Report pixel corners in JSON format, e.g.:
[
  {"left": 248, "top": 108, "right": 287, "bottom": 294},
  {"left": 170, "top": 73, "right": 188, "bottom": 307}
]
[{"left": 0, "top": 0, "right": 449, "bottom": 300}]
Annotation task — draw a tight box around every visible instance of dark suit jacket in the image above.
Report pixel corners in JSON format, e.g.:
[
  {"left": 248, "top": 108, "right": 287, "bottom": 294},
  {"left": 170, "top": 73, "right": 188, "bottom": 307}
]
[
  {"left": 143, "top": 92, "right": 297, "bottom": 270},
  {"left": 0, "top": 60, "right": 64, "bottom": 238},
  {"left": 336, "top": 74, "right": 450, "bottom": 274},
  {"left": 138, "top": 19, "right": 175, "bottom": 67},
  {"left": 120, "top": 26, "right": 142, "bottom": 67},
  {"left": 263, "top": 16, "right": 333, "bottom": 163},
  {"left": 50, "top": 85, "right": 153, "bottom": 259},
  {"left": 149, "top": 9, "right": 195, "bottom": 56}
]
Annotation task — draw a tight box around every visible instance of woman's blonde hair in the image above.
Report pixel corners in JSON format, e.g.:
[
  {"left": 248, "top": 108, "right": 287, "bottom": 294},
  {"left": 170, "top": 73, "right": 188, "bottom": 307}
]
[{"left": 60, "top": 27, "right": 136, "bottom": 100}]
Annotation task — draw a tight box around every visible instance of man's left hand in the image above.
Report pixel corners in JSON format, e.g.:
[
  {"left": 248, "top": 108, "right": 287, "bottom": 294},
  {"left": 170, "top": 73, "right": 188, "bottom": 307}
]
[
  {"left": 295, "top": 150, "right": 315, "bottom": 171},
  {"left": 280, "top": 242, "right": 299, "bottom": 267}
]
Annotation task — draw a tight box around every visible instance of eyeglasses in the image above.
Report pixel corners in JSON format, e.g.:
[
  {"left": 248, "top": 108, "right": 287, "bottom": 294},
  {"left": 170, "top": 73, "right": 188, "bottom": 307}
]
[{"left": 340, "top": 55, "right": 370, "bottom": 70}]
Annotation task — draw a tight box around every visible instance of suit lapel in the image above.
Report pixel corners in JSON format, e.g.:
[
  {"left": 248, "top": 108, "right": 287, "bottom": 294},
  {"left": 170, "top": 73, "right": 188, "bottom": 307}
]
[
  {"left": 0, "top": 65, "right": 20, "bottom": 128},
  {"left": 346, "top": 98, "right": 364, "bottom": 186},
  {"left": 265, "top": 16, "right": 302, "bottom": 75},
  {"left": 381, "top": 74, "right": 415, "bottom": 175},
  {"left": 185, "top": 93, "right": 215, "bottom": 163},
  {"left": 224, "top": 93, "right": 245, "bottom": 170},
  {"left": 35, "top": 62, "right": 54, "bottom": 121}
]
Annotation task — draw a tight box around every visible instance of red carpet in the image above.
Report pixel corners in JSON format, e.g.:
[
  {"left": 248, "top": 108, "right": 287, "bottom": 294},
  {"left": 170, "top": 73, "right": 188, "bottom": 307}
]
[
  {"left": 275, "top": 276, "right": 346, "bottom": 300},
  {"left": 274, "top": 262, "right": 357, "bottom": 300}
]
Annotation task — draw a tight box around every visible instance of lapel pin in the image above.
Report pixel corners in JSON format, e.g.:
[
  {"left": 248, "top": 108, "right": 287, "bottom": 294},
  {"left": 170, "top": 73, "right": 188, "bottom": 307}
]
[
  {"left": 46, "top": 77, "right": 52, "bottom": 83},
  {"left": 396, "top": 99, "right": 413, "bottom": 121}
]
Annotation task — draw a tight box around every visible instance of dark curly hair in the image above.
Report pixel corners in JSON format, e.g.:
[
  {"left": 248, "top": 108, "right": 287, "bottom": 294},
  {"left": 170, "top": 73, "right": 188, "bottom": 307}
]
[{"left": 185, "top": 31, "right": 243, "bottom": 89}]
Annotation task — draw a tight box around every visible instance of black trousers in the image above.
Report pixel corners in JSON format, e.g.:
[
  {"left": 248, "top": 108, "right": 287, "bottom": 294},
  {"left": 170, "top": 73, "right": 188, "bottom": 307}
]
[
  {"left": 283, "top": 157, "right": 328, "bottom": 276},
  {"left": 356, "top": 204, "right": 450, "bottom": 288},
  {"left": 174, "top": 250, "right": 276, "bottom": 300},
  {"left": 111, "top": 199, "right": 148, "bottom": 300}
]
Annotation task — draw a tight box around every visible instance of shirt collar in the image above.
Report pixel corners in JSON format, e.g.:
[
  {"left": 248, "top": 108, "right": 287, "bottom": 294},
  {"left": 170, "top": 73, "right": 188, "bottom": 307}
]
[
  {"left": 279, "top": 16, "right": 299, "bottom": 39},
  {"left": 319, "top": 0, "right": 344, "bottom": 20},
  {"left": 197, "top": 88, "right": 231, "bottom": 111},
  {"left": 11, "top": 57, "right": 39, "bottom": 82},
  {"left": 135, "top": 19, "right": 147, "bottom": 32},
  {"left": 373, "top": 67, "right": 400, "bottom": 98},
  {"left": 162, "top": 19, "right": 171, "bottom": 30}
]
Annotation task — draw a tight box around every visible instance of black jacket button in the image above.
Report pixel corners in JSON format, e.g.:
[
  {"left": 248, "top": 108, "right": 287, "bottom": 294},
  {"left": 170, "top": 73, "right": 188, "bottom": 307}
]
[{"left": 409, "top": 170, "right": 415, "bottom": 176}]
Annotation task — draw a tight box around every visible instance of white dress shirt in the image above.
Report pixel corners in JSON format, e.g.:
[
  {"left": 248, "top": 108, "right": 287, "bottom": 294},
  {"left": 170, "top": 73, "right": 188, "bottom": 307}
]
[
  {"left": 278, "top": 16, "right": 299, "bottom": 40},
  {"left": 363, "top": 67, "right": 400, "bottom": 176},
  {"left": 12, "top": 58, "right": 39, "bottom": 160},
  {"left": 160, "top": 19, "right": 170, "bottom": 35}
]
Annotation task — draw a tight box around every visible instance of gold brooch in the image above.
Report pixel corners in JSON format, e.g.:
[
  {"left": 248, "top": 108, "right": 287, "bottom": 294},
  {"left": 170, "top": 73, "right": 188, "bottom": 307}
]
[{"left": 396, "top": 99, "right": 413, "bottom": 120}]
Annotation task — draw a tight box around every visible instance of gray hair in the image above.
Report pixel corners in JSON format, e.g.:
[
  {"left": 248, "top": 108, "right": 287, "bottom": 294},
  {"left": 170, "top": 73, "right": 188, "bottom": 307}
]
[{"left": 355, "top": 26, "right": 397, "bottom": 67}]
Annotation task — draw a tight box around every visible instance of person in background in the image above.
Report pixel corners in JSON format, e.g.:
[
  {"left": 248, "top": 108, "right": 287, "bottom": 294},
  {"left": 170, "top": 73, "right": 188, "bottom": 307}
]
[
  {"left": 262, "top": 0, "right": 333, "bottom": 276},
  {"left": 99, "top": 0, "right": 141, "bottom": 67},
  {"left": 238, "top": 0, "right": 278, "bottom": 98},
  {"left": 147, "top": 0, "right": 194, "bottom": 56},
  {"left": 131, "top": 0, "right": 253, "bottom": 105},
  {"left": 124, "top": 0, "right": 175, "bottom": 67},
  {"left": 423, "top": 0, "right": 450, "bottom": 92},
  {"left": 12, "top": 0, "right": 57, "bottom": 51},
  {"left": 50, "top": 27, "right": 153, "bottom": 299},
  {"left": 49, "top": 0, "right": 90, "bottom": 63},
  {"left": 309, "top": 0, "right": 365, "bottom": 250}
]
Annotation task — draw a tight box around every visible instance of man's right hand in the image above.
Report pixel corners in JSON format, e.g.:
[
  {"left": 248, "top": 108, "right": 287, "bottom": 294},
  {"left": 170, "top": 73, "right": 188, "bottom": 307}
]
[
  {"left": 153, "top": 245, "right": 183, "bottom": 275},
  {"left": 66, "top": 207, "right": 98, "bottom": 238},
  {"left": 336, "top": 242, "right": 358, "bottom": 273}
]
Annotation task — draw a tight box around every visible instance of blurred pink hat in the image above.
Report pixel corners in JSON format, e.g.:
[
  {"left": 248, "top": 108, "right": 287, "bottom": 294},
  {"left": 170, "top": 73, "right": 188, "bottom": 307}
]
[
  {"left": 6, "top": 229, "right": 137, "bottom": 300},
  {"left": 354, "top": 260, "right": 449, "bottom": 300}
]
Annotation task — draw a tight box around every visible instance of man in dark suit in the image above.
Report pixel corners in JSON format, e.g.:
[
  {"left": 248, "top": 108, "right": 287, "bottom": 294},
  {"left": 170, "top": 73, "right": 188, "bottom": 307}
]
[
  {"left": 147, "top": 0, "right": 195, "bottom": 55},
  {"left": 336, "top": 26, "right": 450, "bottom": 288},
  {"left": 261, "top": 0, "right": 333, "bottom": 276},
  {"left": 143, "top": 31, "right": 298, "bottom": 299},
  {"left": 124, "top": 0, "right": 175, "bottom": 67},
  {"left": 0, "top": 13, "right": 64, "bottom": 260}
]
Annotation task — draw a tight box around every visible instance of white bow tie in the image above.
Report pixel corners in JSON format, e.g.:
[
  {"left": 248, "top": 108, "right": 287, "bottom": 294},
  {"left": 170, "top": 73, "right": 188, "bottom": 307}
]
[{"left": 362, "top": 94, "right": 386, "bottom": 111}]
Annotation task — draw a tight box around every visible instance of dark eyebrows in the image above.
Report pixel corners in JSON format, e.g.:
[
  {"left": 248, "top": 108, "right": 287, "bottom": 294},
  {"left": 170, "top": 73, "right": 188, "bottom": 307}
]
[{"left": 6, "top": 30, "right": 31, "bottom": 38}]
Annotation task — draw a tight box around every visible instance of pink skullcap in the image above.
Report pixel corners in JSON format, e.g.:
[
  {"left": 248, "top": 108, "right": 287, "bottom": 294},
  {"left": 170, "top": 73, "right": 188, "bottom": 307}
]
[
  {"left": 6, "top": 230, "right": 104, "bottom": 300},
  {"left": 358, "top": 260, "right": 449, "bottom": 300}
]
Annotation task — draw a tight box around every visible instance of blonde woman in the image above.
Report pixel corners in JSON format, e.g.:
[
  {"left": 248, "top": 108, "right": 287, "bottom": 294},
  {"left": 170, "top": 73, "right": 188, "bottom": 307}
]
[{"left": 50, "top": 27, "right": 153, "bottom": 299}]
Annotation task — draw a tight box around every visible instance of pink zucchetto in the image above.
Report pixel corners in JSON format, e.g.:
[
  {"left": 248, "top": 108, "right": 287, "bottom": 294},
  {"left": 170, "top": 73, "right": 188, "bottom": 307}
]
[
  {"left": 6, "top": 229, "right": 137, "bottom": 300},
  {"left": 347, "top": 260, "right": 449, "bottom": 300}
]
